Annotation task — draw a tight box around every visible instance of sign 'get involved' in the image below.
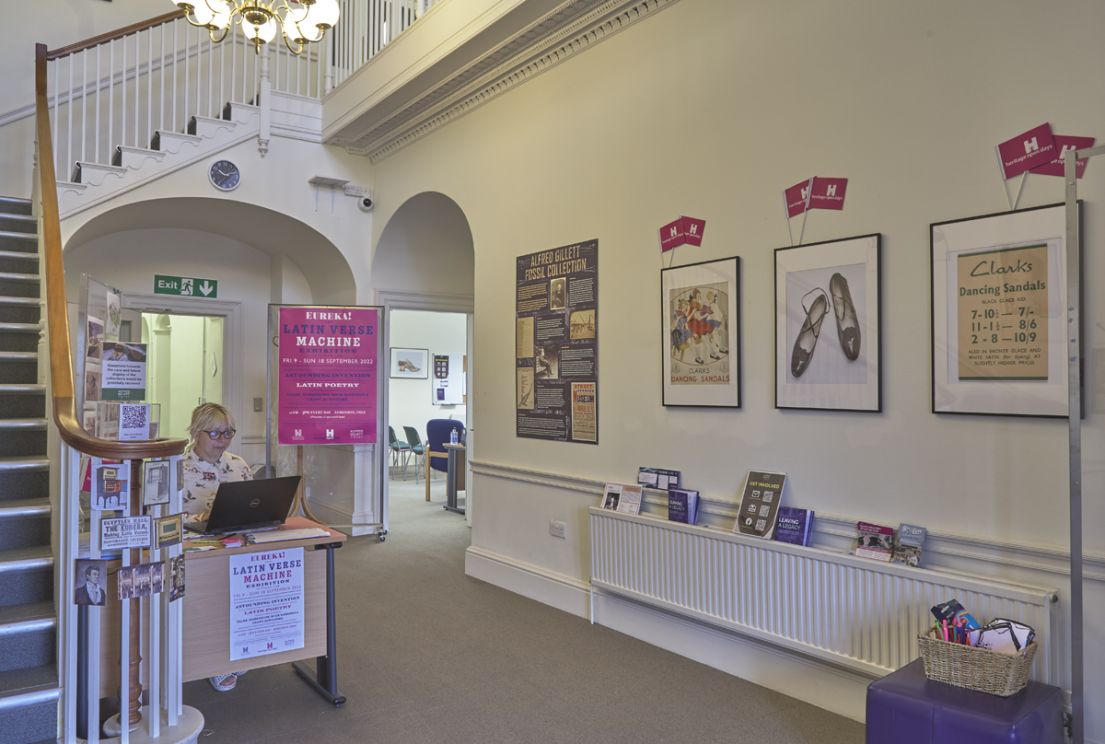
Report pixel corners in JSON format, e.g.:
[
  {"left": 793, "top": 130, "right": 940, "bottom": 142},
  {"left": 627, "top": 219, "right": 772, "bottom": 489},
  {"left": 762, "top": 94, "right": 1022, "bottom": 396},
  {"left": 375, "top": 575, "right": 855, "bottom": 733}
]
[{"left": 154, "top": 274, "right": 218, "bottom": 298}]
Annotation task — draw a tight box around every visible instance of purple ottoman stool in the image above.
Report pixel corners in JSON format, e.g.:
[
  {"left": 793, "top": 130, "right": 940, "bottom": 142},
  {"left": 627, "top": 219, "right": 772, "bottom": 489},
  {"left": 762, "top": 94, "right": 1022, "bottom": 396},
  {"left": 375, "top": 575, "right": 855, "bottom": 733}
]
[{"left": 866, "top": 659, "right": 1063, "bottom": 744}]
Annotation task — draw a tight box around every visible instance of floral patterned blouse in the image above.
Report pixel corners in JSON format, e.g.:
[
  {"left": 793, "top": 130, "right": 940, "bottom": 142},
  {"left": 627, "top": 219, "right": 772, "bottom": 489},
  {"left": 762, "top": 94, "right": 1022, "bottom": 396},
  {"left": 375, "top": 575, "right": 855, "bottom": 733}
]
[{"left": 181, "top": 447, "right": 253, "bottom": 517}]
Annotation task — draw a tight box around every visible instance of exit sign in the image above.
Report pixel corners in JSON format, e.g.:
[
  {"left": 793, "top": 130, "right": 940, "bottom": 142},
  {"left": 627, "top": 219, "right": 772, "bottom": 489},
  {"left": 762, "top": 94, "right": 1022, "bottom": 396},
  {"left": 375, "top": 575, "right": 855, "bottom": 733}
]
[{"left": 154, "top": 274, "right": 218, "bottom": 298}]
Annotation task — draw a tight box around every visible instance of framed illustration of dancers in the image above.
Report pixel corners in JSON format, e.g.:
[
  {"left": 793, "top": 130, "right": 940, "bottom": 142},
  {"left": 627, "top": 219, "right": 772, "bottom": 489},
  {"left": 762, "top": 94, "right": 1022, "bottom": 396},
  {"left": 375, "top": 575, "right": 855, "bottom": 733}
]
[
  {"left": 774, "top": 234, "right": 881, "bottom": 412},
  {"left": 661, "top": 256, "right": 741, "bottom": 407}
]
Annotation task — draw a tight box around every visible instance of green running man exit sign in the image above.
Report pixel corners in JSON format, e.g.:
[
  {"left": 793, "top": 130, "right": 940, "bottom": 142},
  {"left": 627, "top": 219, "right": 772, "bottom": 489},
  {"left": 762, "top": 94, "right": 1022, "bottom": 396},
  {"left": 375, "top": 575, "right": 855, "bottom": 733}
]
[{"left": 154, "top": 274, "right": 218, "bottom": 298}]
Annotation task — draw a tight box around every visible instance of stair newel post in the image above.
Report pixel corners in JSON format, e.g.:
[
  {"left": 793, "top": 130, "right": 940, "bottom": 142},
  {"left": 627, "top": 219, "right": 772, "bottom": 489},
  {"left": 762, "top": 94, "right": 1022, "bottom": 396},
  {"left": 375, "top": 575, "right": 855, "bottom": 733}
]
[{"left": 258, "top": 47, "right": 272, "bottom": 157}]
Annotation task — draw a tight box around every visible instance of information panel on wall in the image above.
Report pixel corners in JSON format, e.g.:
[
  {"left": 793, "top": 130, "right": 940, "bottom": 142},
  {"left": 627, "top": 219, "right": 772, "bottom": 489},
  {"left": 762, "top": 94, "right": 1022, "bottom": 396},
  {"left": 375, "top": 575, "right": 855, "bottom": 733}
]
[
  {"left": 515, "top": 240, "right": 598, "bottom": 444},
  {"left": 277, "top": 305, "right": 380, "bottom": 445}
]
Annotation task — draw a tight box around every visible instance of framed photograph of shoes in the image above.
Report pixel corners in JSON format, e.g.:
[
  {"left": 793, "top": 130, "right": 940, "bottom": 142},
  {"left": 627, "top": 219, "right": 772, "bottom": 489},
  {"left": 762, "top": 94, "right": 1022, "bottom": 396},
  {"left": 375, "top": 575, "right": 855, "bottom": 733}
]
[
  {"left": 775, "top": 234, "right": 881, "bottom": 412},
  {"left": 930, "top": 203, "right": 1078, "bottom": 417},
  {"left": 661, "top": 256, "right": 741, "bottom": 407}
]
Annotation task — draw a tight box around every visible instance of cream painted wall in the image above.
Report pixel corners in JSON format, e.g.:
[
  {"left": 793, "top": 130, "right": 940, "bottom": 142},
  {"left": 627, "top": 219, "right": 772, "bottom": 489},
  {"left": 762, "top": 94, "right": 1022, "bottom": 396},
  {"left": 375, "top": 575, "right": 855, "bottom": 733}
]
[
  {"left": 0, "top": 0, "right": 160, "bottom": 197},
  {"left": 366, "top": 0, "right": 1105, "bottom": 732},
  {"left": 388, "top": 309, "right": 468, "bottom": 446}
]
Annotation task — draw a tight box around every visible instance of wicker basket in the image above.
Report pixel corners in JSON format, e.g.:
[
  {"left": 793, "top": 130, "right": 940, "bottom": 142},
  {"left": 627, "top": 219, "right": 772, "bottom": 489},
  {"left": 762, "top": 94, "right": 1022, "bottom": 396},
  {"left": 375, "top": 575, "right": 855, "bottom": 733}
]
[{"left": 917, "top": 628, "right": 1037, "bottom": 696}]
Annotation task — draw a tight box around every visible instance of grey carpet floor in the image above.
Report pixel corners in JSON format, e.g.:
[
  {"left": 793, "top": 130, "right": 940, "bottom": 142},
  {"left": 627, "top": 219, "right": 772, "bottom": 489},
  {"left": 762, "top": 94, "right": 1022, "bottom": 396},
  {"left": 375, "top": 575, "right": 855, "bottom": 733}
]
[{"left": 184, "top": 479, "right": 865, "bottom": 743}]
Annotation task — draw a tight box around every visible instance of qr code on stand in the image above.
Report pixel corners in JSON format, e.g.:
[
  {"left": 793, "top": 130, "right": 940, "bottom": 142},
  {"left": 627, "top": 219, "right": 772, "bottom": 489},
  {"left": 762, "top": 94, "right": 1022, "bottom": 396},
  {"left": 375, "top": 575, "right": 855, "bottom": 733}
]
[{"left": 119, "top": 403, "right": 151, "bottom": 440}]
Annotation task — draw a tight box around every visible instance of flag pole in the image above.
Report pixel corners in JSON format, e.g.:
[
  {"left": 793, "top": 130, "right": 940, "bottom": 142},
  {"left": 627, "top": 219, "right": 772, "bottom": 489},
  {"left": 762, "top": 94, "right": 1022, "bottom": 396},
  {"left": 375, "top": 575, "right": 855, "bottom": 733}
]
[
  {"left": 995, "top": 148, "right": 1014, "bottom": 211},
  {"left": 783, "top": 191, "right": 794, "bottom": 247}
]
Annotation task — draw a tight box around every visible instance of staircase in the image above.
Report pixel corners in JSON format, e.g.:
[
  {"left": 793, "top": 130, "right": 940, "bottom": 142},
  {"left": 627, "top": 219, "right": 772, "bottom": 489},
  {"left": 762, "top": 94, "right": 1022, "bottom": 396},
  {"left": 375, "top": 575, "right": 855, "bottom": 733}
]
[{"left": 0, "top": 196, "right": 59, "bottom": 744}]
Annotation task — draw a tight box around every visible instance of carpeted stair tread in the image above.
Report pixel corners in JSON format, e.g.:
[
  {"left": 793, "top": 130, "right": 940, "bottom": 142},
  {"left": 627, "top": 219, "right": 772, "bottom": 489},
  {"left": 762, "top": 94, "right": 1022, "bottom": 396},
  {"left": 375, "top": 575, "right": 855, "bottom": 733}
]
[
  {"left": 0, "top": 386, "right": 45, "bottom": 397},
  {"left": 0, "top": 601, "right": 54, "bottom": 631},
  {"left": 0, "top": 664, "right": 57, "bottom": 699},
  {"left": 0, "top": 197, "right": 32, "bottom": 214},
  {"left": 0, "top": 322, "right": 38, "bottom": 332},
  {"left": 0, "top": 545, "right": 52, "bottom": 573},
  {"left": 0, "top": 273, "right": 38, "bottom": 283},
  {"left": 0, "top": 296, "right": 38, "bottom": 306},
  {"left": 0, "top": 499, "right": 51, "bottom": 519},
  {"left": 0, "top": 418, "right": 47, "bottom": 429},
  {"left": 0, "top": 351, "right": 36, "bottom": 361},
  {"left": 0, "top": 457, "right": 49, "bottom": 472}
]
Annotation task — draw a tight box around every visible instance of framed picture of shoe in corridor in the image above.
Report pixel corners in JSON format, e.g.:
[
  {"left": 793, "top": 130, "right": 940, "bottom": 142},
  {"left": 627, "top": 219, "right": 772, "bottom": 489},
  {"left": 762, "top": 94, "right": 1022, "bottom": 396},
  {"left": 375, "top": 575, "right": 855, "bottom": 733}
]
[
  {"left": 774, "top": 235, "right": 881, "bottom": 412},
  {"left": 661, "top": 256, "right": 741, "bottom": 407}
]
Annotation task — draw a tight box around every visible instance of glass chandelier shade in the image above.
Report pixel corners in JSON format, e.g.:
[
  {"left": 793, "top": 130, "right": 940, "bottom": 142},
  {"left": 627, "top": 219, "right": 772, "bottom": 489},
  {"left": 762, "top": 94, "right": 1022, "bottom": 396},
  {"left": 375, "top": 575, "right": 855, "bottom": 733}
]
[{"left": 174, "top": 0, "right": 340, "bottom": 55}]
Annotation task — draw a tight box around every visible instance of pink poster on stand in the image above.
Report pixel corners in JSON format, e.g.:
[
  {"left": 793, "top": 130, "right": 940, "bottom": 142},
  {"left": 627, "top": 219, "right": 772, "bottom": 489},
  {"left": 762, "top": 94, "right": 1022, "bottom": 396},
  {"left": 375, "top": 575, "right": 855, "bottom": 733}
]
[{"left": 277, "top": 306, "right": 379, "bottom": 445}]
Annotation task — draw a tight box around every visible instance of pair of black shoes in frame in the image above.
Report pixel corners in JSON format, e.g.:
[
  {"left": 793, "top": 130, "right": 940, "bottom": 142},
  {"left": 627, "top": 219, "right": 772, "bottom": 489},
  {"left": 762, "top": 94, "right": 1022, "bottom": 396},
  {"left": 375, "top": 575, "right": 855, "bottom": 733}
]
[{"left": 790, "top": 272, "right": 860, "bottom": 378}]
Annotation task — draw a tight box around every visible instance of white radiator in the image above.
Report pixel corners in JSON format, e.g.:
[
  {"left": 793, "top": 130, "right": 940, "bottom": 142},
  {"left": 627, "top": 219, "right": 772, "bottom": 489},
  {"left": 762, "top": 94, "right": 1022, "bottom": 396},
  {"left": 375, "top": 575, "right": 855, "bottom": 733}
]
[{"left": 589, "top": 508, "right": 1059, "bottom": 683}]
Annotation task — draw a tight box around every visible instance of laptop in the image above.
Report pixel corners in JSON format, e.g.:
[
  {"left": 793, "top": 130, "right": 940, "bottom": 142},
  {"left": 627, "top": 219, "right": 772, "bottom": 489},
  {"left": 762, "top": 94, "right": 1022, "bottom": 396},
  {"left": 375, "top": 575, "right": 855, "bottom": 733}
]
[{"left": 184, "top": 476, "right": 301, "bottom": 535}]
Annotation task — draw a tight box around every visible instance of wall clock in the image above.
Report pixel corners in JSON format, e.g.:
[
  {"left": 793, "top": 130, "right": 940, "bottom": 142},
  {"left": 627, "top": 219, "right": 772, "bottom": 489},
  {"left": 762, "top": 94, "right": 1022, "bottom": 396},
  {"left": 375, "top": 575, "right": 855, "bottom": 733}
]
[{"left": 209, "top": 159, "right": 240, "bottom": 191}]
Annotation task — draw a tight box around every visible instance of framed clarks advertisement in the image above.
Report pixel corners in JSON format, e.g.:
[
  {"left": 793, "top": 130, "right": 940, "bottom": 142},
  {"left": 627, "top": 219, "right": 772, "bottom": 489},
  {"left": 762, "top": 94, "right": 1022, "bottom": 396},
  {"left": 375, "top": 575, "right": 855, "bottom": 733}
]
[
  {"left": 661, "top": 256, "right": 741, "bottom": 407},
  {"left": 775, "top": 235, "right": 881, "bottom": 412},
  {"left": 930, "top": 203, "right": 1077, "bottom": 417}
]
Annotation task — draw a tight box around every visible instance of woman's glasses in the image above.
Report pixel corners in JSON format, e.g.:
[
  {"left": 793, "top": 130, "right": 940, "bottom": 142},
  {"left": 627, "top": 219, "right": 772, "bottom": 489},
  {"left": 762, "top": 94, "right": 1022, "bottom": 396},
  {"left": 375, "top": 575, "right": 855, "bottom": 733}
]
[{"left": 204, "top": 429, "right": 237, "bottom": 440}]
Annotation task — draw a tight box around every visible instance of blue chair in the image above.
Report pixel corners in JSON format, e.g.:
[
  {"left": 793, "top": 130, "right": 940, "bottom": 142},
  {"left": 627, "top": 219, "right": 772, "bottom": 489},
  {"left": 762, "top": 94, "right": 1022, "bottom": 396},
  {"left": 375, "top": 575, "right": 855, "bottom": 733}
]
[{"left": 425, "top": 419, "right": 464, "bottom": 501}]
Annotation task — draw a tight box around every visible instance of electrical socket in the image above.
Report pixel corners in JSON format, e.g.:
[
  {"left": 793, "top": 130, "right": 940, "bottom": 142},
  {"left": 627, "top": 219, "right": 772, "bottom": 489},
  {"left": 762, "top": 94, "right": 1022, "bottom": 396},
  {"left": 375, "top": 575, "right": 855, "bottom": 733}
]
[
  {"left": 253, "top": 397, "right": 263, "bottom": 412},
  {"left": 549, "top": 520, "right": 567, "bottom": 539}
]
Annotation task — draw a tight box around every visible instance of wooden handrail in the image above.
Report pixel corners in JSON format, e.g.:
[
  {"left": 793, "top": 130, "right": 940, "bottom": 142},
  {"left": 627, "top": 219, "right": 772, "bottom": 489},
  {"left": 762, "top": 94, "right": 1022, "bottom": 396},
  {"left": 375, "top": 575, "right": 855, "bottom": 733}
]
[
  {"left": 35, "top": 44, "right": 187, "bottom": 460},
  {"left": 46, "top": 10, "right": 186, "bottom": 60}
]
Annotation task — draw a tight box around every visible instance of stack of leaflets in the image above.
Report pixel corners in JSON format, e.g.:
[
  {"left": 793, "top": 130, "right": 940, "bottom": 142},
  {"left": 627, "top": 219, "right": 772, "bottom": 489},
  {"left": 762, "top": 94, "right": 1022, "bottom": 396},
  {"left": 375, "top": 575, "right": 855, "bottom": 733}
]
[
  {"left": 854, "top": 521, "right": 894, "bottom": 561},
  {"left": 638, "top": 467, "right": 681, "bottom": 491},
  {"left": 773, "top": 507, "right": 814, "bottom": 546},
  {"left": 599, "top": 483, "right": 644, "bottom": 515},
  {"left": 666, "top": 488, "right": 700, "bottom": 524},
  {"left": 733, "top": 471, "right": 786, "bottom": 539},
  {"left": 892, "top": 523, "right": 927, "bottom": 567}
]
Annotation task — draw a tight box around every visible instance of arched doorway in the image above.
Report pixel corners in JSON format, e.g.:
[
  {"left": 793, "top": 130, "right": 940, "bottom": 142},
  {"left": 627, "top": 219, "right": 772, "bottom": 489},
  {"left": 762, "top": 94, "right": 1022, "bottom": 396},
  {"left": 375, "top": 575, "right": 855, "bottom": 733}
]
[
  {"left": 61, "top": 197, "right": 374, "bottom": 527},
  {"left": 371, "top": 192, "right": 475, "bottom": 530}
]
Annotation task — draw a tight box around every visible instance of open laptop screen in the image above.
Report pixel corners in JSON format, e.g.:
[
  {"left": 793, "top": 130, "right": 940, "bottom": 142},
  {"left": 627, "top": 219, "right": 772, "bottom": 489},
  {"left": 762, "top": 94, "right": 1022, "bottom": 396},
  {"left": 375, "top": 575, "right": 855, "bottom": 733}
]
[{"left": 185, "top": 475, "right": 301, "bottom": 535}]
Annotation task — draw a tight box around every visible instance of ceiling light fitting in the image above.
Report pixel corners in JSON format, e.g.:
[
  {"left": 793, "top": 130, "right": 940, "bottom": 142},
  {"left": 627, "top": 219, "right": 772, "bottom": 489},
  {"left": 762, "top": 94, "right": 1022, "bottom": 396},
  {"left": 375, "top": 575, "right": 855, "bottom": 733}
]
[{"left": 173, "top": 0, "right": 340, "bottom": 55}]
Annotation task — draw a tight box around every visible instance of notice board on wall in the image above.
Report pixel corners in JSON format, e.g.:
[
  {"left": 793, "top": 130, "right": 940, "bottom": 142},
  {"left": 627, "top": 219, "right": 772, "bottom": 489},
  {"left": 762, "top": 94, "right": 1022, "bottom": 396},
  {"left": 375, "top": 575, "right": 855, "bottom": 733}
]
[
  {"left": 515, "top": 239, "right": 598, "bottom": 444},
  {"left": 432, "top": 354, "right": 465, "bottom": 405}
]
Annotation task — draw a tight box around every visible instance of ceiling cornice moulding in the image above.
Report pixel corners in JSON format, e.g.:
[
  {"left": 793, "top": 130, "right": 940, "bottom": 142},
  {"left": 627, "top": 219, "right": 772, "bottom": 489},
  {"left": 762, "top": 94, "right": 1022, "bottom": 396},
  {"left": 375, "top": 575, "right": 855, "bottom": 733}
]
[{"left": 327, "top": 0, "right": 680, "bottom": 162}]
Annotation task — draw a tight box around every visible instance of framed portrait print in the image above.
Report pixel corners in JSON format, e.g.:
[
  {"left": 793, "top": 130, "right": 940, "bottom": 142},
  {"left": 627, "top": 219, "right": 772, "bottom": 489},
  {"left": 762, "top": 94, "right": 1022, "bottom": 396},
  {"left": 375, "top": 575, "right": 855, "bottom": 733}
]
[
  {"left": 661, "top": 256, "right": 741, "bottom": 407},
  {"left": 930, "top": 203, "right": 1077, "bottom": 417},
  {"left": 775, "top": 234, "right": 881, "bottom": 412},
  {"left": 389, "top": 347, "right": 429, "bottom": 379}
]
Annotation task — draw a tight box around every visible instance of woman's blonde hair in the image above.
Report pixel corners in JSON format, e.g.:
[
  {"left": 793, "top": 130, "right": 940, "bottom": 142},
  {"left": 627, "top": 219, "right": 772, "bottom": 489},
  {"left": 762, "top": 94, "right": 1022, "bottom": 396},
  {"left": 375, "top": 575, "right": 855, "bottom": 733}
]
[{"left": 187, "top": 403, "right": 236, "bottom": 441}]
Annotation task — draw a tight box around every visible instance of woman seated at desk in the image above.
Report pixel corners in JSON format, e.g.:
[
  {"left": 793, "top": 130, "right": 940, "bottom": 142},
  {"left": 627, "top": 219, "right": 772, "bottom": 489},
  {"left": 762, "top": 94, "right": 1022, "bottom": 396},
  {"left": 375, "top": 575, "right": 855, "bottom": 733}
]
[
  {"left": 182, "top": 402, "right": 252, "bottom": 520},
  {"left": 182, "top": 402, "right": 252, "bottom": 692}
]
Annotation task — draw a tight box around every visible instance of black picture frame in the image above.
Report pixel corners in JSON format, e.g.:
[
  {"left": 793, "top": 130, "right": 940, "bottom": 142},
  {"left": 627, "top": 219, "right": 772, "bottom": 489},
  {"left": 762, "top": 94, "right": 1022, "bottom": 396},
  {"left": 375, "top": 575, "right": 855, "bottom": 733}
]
[
  {"left": 930, "top": 202, "right": 1079, "bottom": 418},
  {"left": 774, "top": 234, "right": 882, "bottom": 412},
  {"left": 660, "top": 256, "right": 742, "bottom": 408}
]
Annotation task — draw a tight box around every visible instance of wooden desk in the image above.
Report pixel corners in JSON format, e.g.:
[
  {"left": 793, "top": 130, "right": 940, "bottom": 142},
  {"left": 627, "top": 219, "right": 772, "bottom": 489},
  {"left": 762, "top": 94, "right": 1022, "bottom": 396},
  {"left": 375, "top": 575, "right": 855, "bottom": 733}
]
[
  {"left": 99, "top": 517, "right": 347, "bottom": 706},
  {"left": 183, "top": 518, "right": 344, "bottom": 685},
  {"left": 442, "top": 443, "right": 465, "bottom": 515}
]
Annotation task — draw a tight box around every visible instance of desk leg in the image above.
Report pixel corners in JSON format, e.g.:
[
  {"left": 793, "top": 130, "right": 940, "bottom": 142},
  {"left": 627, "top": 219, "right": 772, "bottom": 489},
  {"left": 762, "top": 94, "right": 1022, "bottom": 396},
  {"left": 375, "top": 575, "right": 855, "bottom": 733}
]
[
  {"left": 292, "top": 543, "right": 346, "bottom": 707},
  {"left": 444, "top": 449, "right": 465, "bottom": 515}
]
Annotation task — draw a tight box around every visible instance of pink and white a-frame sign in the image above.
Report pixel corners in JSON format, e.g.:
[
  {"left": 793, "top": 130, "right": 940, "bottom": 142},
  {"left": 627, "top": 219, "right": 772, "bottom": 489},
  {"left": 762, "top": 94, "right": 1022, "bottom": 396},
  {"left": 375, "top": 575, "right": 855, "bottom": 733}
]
[{"left": 277, "top": 306, "right": 379, "bottom": 445}]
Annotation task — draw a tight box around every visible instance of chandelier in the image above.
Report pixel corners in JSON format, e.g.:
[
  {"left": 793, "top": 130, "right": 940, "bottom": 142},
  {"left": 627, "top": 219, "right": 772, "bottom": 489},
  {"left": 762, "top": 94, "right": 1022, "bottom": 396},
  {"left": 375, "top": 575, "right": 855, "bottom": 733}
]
[{"left": 174, "top": 0, "right": 340, "bottom": 55}]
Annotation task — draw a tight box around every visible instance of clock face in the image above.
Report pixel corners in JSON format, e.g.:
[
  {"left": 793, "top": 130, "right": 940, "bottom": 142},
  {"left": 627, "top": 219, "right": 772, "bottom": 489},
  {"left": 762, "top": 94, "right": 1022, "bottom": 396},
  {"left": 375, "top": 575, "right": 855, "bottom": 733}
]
[{"left": 209, "top": 160, "right": 240, "bottom": 191}]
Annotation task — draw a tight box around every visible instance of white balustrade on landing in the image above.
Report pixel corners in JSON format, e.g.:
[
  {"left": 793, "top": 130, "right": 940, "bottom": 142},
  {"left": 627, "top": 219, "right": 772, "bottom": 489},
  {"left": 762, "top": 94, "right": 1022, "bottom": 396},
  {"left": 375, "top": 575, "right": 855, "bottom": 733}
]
[{"left": 43, "top": 1, "right": 436, "bottom": 185}]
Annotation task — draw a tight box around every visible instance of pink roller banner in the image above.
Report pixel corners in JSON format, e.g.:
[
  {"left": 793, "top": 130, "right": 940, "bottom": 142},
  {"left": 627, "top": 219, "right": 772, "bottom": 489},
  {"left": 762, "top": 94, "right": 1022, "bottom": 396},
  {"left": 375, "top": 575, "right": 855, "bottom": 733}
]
[{"left": 277, "top": 306, "right": 379, "bottom": 445}]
